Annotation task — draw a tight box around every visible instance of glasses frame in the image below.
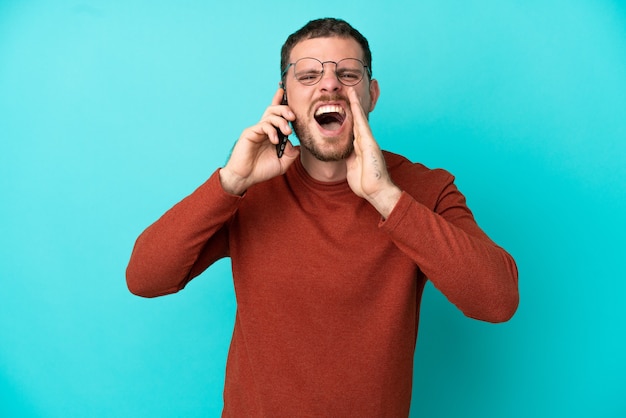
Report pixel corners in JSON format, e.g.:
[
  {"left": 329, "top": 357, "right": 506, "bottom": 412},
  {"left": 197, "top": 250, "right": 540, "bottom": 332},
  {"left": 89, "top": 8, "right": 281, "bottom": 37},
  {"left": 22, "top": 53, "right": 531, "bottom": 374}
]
[{"left": 281, "top": 57, "right": 372, "bottom": 87}]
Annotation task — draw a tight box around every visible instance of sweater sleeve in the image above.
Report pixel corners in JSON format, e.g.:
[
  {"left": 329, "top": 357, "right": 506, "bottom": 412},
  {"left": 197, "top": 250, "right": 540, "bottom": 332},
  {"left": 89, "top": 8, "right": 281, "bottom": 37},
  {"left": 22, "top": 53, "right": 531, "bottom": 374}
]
[
  {"left": 380, "top": 178, "right": 519, "bottom": 323},
  {"left": 126, "top": 169, "right": 241, "bottom": 298}
]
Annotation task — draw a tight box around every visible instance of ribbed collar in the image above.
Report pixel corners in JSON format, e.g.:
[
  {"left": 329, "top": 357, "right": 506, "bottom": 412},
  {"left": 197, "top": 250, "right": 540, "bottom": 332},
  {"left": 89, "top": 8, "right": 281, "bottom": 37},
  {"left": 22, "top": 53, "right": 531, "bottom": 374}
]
[{"left": 290, "top": 152, "right": 353, "bottom": 195}]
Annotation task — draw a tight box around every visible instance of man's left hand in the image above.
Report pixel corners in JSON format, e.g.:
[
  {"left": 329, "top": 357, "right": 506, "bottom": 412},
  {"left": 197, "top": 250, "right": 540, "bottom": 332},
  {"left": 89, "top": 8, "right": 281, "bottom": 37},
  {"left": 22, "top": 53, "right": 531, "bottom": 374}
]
[{"left": 346, "top": 88, "right": 402, "bottom": 219}]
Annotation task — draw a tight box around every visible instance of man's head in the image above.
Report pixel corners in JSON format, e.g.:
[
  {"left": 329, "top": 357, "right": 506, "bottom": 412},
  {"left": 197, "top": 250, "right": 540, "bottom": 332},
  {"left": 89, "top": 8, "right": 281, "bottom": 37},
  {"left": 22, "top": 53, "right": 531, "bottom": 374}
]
[
  {"left": 280, "top": 18, "right": 379, "bottom": 162},
  {"left": 280, "top": 18, "right": 372, "bottom": 82}
]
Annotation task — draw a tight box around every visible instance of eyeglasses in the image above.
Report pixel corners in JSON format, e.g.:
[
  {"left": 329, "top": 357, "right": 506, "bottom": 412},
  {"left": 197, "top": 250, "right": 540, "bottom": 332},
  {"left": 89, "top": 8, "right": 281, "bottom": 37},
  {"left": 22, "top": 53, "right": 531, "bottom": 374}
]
[{"left": 281, "top": 57, "right": 371, "bottom": 86}]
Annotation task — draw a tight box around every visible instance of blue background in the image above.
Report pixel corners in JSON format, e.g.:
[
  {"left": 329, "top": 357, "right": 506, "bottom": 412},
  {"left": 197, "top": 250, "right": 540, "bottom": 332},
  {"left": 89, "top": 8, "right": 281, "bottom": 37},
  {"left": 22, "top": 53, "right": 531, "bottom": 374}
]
[{"left": 1, "top": 1, "right": 625, "bottom": 417}]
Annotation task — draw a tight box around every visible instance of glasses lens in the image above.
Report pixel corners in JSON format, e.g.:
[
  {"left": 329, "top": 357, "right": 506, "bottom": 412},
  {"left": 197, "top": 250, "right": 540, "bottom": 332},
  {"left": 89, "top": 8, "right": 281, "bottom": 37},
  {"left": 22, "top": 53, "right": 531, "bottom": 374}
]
[
  {"left": 294, "top": 58, "right": 324, "bottom": 85},
  {"left": 336, "top": 59, "right": 365, "bottom": 86}
]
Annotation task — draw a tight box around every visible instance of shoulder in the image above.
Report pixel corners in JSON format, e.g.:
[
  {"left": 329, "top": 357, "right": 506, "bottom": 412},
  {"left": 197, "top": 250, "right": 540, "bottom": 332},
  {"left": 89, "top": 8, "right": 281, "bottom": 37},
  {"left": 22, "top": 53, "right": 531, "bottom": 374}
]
[
  {"left": 383, "top": 150, "right": 454, "bottom": 183},
  {"left": 382, "top": 151, "right": 456, "bottom": 208}
]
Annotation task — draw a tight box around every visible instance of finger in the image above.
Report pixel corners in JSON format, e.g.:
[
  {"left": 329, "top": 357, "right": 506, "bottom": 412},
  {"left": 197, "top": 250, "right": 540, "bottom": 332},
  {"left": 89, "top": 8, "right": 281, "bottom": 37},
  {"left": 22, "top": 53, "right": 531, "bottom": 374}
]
[
  {"left": 347, "top": 88, "right": 372, "bottom": 137},
  {"left": 347, "top": 88, "right": 367, "bottom": 125},
  {"left": 281, "top": 139, "right": 300, "bottom": 159},
  {"left": 271, "top": 86, "right": 285, "bottom": 106},
  {"left": 260, "top": 119, "right": 292, "bottom": 145},
  {"left": 352, "top": 132, "right": 363, "bottom": 157},
  {"left": 267, "top": 114, "right": 292, "bottom": 136},
  {"left": 246, "top": 119, "right": 283, "bottom": 144},
  {"left": 259, "top": 121, "right": 280, "bottom": 144},
  {"left": 264, "top": 94, "right": 295, "bottom": 122}
]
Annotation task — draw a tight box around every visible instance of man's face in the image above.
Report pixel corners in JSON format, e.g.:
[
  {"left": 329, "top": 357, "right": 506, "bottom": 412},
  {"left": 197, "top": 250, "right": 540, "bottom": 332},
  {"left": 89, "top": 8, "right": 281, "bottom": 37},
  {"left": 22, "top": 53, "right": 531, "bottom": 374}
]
[{"left": 283, "top": 36, "right": 380, "bottom": 162}]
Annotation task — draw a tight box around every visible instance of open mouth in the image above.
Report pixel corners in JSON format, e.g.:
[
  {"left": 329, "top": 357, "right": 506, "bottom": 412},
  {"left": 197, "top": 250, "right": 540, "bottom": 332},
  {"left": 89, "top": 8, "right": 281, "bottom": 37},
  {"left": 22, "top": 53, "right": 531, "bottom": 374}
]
[{"left": 314, "top": 104, "right": 346, "bottom": 132}]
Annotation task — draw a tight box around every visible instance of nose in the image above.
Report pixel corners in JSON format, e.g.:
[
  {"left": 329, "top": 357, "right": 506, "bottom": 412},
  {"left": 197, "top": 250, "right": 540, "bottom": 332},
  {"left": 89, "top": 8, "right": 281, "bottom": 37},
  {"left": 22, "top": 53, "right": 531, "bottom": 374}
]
[{"left": 318, "top": 62, "right": 342, "bottom": 92}]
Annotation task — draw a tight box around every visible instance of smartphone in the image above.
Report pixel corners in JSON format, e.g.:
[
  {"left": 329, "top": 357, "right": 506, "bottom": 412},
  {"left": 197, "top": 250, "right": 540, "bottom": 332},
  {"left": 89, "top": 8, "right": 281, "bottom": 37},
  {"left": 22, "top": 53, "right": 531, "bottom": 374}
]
[{"left": 276, "top": 94, "right": 289, "bottom": 158}]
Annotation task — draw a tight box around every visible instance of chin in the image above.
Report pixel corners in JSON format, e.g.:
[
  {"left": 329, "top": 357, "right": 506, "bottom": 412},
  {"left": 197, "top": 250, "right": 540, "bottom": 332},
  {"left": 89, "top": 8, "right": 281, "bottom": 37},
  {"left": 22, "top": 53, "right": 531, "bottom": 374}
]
[
  {"left": 300, "top": 134, "right": 354, "bottom": 162},
  {"left": 309, "top": 142, "right": 354, "bottom": 162},
  {"left": 294, "top": 122, "right": 354, "bottom": 162}
]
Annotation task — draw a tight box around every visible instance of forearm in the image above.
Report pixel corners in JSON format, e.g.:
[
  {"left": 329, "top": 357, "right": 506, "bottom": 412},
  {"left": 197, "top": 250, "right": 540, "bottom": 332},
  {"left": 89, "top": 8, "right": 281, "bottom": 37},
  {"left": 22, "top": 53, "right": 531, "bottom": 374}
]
[
  {"left": 126, "top": 170, "right": 240, "bottom": 297},
  {"left": 382, "top": 191, "right": 519, "bottom": 323}
]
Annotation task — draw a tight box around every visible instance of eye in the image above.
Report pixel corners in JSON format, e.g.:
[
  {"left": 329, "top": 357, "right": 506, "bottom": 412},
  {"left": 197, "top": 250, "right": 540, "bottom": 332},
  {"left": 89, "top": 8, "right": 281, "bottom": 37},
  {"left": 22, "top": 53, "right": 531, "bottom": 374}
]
[
  {"left": 337, "top": 70, "right": 361, "bottom": 81},
  {"left": 296, "top": 71, "right": 322, "bottom": 83}
]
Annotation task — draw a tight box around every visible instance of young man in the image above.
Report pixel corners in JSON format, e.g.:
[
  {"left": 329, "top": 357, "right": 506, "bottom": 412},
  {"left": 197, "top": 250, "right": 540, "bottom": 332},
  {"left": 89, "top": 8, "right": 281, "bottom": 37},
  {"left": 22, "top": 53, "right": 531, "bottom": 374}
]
[{"left": 126, "top": 18, "right": 519, "bottom": 417}]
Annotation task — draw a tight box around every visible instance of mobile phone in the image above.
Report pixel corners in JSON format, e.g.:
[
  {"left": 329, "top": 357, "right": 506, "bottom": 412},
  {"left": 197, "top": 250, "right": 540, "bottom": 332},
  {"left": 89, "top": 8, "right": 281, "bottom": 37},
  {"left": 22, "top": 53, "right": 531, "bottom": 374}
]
[{"left": 276, "top": 93, "right": 289, "bottom": 158}]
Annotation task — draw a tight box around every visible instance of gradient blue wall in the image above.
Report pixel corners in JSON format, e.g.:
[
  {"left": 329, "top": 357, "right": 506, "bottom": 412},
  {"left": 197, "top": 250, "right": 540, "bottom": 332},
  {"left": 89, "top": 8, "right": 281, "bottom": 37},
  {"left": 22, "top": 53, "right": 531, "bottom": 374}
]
[{"left": 1, "top": 1, "right": 625, "bottom": 417}]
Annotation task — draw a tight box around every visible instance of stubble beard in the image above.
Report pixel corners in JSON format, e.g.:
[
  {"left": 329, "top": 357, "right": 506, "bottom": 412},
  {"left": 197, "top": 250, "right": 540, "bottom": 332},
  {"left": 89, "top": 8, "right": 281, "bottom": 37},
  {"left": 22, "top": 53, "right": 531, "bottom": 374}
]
[{"left": 292, "top": 118, "right": 355, "bottom": 162}]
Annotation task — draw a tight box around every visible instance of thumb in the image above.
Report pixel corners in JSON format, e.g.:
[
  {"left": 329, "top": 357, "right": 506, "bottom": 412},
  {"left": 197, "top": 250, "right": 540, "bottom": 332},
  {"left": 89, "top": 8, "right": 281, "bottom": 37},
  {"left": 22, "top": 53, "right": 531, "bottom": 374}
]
[
  {"left": 345, "top": 149, "right": 357, "bottom": 171},
  {"left": 279, "top": 141, "right": 300, "bottom": 168}
]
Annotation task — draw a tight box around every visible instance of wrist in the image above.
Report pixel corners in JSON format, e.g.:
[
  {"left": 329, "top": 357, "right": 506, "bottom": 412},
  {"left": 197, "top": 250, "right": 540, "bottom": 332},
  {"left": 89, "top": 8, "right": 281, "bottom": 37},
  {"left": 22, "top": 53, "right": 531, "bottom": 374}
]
[
  {"left": 219, "top": 167, "right": 248, "bottom": 196},
  {"left": 368, "top": 183, "right": 402, "bottom": 219}
]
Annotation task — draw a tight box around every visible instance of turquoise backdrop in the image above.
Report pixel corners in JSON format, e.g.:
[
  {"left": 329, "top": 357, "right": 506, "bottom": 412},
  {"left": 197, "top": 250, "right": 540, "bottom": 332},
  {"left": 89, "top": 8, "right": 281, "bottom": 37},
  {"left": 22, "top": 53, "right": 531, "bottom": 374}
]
[{"left": 1, "top": 1, "right": 625, "bottom": 417}]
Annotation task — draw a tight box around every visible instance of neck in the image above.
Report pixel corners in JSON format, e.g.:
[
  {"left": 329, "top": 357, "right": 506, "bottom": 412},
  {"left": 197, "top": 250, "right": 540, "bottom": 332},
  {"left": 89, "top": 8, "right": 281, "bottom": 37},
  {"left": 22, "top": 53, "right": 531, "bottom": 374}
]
[{"left": 300, "top": 148, "right": 348, "bottom": 182}]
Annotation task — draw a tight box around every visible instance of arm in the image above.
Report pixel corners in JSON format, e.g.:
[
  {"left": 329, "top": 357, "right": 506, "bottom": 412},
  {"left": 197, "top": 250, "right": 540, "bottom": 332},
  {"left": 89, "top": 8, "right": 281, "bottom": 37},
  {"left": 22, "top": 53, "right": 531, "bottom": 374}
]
[
  {"left": 219, "top": 87, "right": 299, "bottom": 195},
  {"left": 382, "top": 182, "right": 519, "bottom": 323},
  {"left": 125, "top": 170, "right": 240, "bottom": 297},
  {"left": 126, "top": 87, "right": 300, "bottom": 297},
  {"left": 345, "top": 89, "right": 518, "bottom": 322}
]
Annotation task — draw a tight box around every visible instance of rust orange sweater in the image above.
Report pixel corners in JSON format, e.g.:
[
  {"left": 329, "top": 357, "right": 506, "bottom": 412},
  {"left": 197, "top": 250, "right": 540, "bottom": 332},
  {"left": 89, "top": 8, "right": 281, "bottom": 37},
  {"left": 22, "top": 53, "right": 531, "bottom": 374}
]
[{"left": 126, "top": 151, "right": 519, "bottom": 417}]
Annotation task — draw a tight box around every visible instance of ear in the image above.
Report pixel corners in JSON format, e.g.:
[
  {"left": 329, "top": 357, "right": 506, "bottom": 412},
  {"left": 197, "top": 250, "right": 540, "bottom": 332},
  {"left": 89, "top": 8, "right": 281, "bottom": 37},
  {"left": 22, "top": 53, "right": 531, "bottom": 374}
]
[{"left": 368, "top": 79, "right": 380, "bottom": 112}]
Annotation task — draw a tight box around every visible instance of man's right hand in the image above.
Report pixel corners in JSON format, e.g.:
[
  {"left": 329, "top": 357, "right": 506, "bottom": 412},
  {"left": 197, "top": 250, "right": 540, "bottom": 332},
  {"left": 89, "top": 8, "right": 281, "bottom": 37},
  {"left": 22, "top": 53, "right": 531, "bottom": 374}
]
[{"left": 219, "top": 87, "right": 299, "bottom": 195}]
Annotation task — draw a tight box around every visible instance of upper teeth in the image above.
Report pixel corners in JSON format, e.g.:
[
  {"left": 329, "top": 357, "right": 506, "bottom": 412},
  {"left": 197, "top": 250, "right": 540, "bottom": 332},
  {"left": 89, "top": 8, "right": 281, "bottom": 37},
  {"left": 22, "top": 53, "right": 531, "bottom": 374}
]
[{"left": 315, "top": 105, "right": 345, "bottom": 116}]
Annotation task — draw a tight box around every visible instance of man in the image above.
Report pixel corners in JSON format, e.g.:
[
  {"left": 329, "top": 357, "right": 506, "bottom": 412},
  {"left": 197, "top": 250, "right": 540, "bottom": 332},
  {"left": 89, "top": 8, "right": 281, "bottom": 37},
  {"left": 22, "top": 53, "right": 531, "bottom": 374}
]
[{"left": 126, "top": 18, "right": 519, "bottom": 417}]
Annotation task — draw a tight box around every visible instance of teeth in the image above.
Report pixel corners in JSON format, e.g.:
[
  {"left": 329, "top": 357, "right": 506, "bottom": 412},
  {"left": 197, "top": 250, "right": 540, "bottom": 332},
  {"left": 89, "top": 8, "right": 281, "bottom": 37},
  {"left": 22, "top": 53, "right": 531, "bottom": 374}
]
[{"left": 315, "top": 105, "right": 345, "bottom": 116}]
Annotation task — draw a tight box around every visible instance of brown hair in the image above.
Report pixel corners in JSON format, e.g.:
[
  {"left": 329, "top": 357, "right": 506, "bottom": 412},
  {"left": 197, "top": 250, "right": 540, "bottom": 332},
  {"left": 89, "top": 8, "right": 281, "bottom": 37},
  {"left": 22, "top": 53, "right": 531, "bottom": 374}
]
[{"left": 280, "top": 18, "right": 372, "bottom": 79}]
